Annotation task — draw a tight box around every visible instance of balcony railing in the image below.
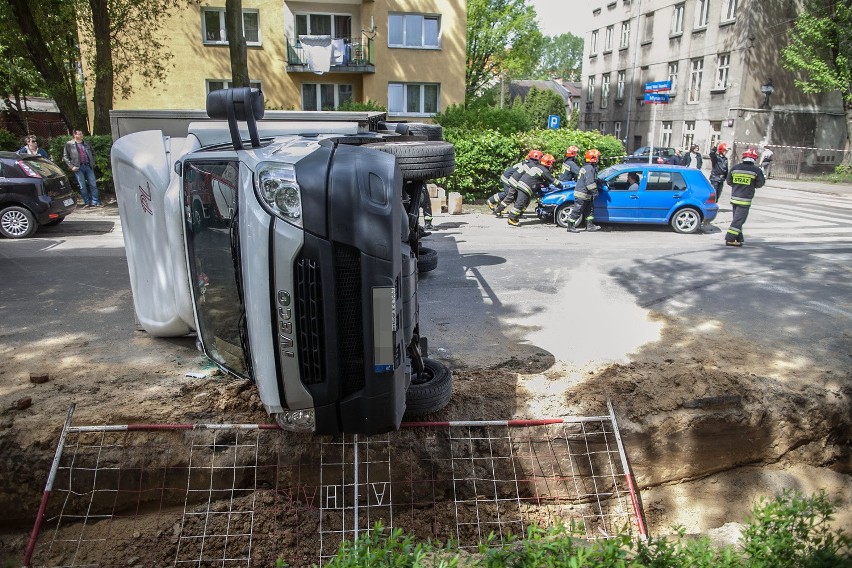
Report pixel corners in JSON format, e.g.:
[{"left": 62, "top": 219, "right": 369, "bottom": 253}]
[{"left": 286, "top": 36, "right": 374, "bottom": 73}]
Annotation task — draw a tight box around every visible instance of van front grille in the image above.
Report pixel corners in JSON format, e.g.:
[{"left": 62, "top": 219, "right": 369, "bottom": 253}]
[
  {"left": 295, "top": 257, "right": 324, "bottom": 385},
  {"left": 334, "top": 244, "right": 364, "bottom": 396}
]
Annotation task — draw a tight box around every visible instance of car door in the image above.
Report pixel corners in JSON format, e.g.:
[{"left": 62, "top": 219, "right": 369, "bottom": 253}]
[
  {"left": 595, "top": 170, "right": 639, "bottom": 221},
  {"left": 637, "top": 170, "right": 687, "bottom": 221}
]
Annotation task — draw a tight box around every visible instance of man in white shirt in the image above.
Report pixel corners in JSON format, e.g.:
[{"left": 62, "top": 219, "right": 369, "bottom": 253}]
[{"left": 759, "top": 147, "right": 774, "bottom": 178}]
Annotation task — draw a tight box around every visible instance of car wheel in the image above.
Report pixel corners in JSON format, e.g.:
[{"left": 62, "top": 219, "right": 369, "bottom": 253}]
[
  {"left": 0, "top": 206, "right": 38, "bottom": 239},
  {"left": 555, "top": 203, "right": 574, "bottom": 228},
  {"left": 417, "top": 246, "right": 438, "bottom": 273},
  {"left": 44, "top": 217, "right": 65, "bottom": 227},
  {"left": 404, "top": 358, "right": 453, "bottom": 418},
  {"left": 364, "top": 141, "right": 455, "bottom": 181},
  {"left": 671, "top": 207, "right": 702, "bottom": 234}
]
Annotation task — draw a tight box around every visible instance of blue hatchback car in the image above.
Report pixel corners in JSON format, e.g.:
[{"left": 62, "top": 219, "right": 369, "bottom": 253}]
[{"left": 536, "top": 163, "right": 718, "bottom": 234}]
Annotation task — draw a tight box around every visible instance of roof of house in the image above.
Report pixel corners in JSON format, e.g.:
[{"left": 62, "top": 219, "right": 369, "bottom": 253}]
[
  {"left": 509, "top": 80, "right": 577, "bottom": 104},
  {"left": 1, "top": 96, "right": 60, "bottom": 113}
]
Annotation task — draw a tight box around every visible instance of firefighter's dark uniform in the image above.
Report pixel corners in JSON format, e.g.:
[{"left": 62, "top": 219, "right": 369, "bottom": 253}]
[
  {"left": 559, "top": 159, "right": 580, "bottom": 182},
  {"left": 488, "top": 162, "right": 523, "bottom": 212},
  {"left": 566, "top": 163, "right": 600, "bottom": 231},
  {"left": 495, "top": 158, "right": 538, "bottom": 216},
  {"left": 724, "top": 159, "right": 765, "bottom": 245},
  {"left": 709, "top": 149, "right": 729, "bottom": 202},
  {"left": 507, "top": 162, "right": 558, "bottom": 226}
]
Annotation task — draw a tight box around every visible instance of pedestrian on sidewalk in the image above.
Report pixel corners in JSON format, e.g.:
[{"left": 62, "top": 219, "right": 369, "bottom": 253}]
[
  {"left": 63, "top": 129, "right": 102, "bottom": 207},
  {"left": 759, "top": 146, "right": 774, "bottom": 179},
  {"left": 709, "top": 142, "right": 729, "bottom": 203},
  {"left": 724, "top": 147, "right": 765, "bottom": 247},
  {"left": 18, "top": 135, "right": 49, "bottom": 158}
]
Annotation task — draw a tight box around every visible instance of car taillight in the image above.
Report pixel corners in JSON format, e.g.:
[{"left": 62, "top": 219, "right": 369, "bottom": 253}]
[
  {"left": 17, "top": 160, "right": 42, "bottom": 179},
  {"left": 706, "top": 193, "right": 717, "bottom": 204}
]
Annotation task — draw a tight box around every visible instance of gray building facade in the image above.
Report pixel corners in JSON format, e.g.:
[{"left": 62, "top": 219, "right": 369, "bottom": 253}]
[{"left": 580, "top": 0, "right": 847, "bottom": 159}]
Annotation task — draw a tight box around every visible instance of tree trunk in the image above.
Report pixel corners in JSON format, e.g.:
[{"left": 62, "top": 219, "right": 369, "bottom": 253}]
[
  {"left": 225, "top": 0, "right": 249, "bottom": 88},
  {"left": 88, "top": 0, "right": 114, "bottom": 135},
  {"left": 5, "top": 0, "right": 87, "bottom": 133}
]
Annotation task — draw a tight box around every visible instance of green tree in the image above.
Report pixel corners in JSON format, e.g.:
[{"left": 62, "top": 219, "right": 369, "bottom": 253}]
[
  {"left": 781, "top": 0, "right": 852, "bottom": 156},
  {"left": 520, "top": 86, "right": 567, "bottom": 129},
  {"left": 537, "top": 33, "right": 584, "bottom": 80},
  {"left": 465, "top": 0, "right": 544, "bottom": 102},
  {"left": 0, "top": 35, "right": 47, "bottom": 134}
]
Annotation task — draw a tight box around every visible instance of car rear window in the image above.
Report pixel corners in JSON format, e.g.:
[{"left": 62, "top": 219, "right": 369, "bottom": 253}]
[
  {"left": 646, "top": 171, "right": 686, "bottom": 191},
  {"left": 20, "top": 157, "right": 65, "bottom": 177}
]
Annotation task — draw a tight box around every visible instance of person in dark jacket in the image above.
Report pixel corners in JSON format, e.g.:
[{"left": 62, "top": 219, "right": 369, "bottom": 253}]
[
  {"left": 708, "top": 142, "right": 729, "bottom": 203},
  {"left": 667, "top": 149, "right": 683, "bottom": 165},
  {"left": 489, "top": 150, "right": 540, "bottom": 214},
  {"left": 18, "top": 135, "right": 49, "bottom": 158},
  {"left": 63, "top": 129, "right": 101, "bottom": 207},
  {"left": 559, "top": 145, "right": 581, "bottom": 182},
  {"left": 566, "top": 149, "right": 603, "bottom": 232},
  {"left": 507, "top": 153, "right": 560, "bottom": 226},
  {"left": 681, "top": 144, "right": 702, "bottom": 169},
  {"left": 724, "top": 147, "right": 766, "bottom": 247},
  {"left": 494, "top": 150, "right": 543, "bottom": 217}
]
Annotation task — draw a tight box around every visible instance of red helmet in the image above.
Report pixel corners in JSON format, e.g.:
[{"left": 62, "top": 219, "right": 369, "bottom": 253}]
[
  {"left": 527, "top": 149, "right": 544, "bottom": 161},
  {"left": 585, "top": 149, "right": 601, "bottom": 163},
  {"left": 540, "top": 154, "right": 556, "bottom": 168},
  {"left": 565, "top": 145, "right": 580, "bottom": 158},
  {"left": 717, "top": 142, "right": 728, "bottom": 154},
  {"left": 742, "top": 147, "right": 759, "bottom": 161}
]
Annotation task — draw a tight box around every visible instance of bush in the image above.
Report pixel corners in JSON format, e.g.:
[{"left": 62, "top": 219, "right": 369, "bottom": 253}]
[
  {"left": 337, "top": 98, "right": 387, "bottom": 112},
  {"left": 0, "top": 128, "right": 20, "bottom": 152},
  {"left": 434, "top": 104, "right": 532, "bottom": 134},
  {"left": 47, "top": 134, "right": 115, "bottom": 195}
]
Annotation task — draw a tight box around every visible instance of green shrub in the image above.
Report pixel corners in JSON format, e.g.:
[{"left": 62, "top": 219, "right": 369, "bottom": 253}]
[
  {"left": 434, "top": 104, "right": 532, "bottom": 134},
  {"left": 0, "top": 129, "right": 19, "bottom": 152},
  {"left": 338, "top": 98, "right": 387, "bottom": 112},
  {"left": 48, "top": 134, "right": 115, "bottom": 194}
]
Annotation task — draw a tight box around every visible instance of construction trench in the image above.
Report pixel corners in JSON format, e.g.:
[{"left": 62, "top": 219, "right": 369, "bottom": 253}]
[{"left": 2, "top": 325, "right": 850, "bottom": 566}]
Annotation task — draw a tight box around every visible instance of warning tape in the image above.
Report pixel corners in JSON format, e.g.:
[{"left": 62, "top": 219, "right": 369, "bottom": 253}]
[{"left": 734, "top": 142, "right": 848, "bottom": 152}]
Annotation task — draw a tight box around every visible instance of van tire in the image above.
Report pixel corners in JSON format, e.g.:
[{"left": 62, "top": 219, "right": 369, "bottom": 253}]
[
  {"left": 404, "top": 358, "right": 453, "bottom": 418},
  {"left": 417, "top": 247, "right": 438, "bottom": 272},
  {"left": 364, "top": 141, "right": 455, "bottom": 181}
]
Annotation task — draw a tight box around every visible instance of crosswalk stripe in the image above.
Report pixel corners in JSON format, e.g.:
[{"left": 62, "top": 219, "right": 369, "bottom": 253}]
[
  {"left": 745, "top": 227, "right": 852, "bottom": 235},
  {"left": 760, "top": 192, "right": 852, "bottom": 209},
  {"left": 763, "top": 239, "right": 852, "bottom": 247},
  {"left": 752, "top": 204, "right": 852, "bottom": 224}
]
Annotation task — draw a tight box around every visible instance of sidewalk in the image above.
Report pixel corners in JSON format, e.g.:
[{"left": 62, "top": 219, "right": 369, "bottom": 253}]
[{"left": 763, "top": 177, "right": 852, "bottom": 197}]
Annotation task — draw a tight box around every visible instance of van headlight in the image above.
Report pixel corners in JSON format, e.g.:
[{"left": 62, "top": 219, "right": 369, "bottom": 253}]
[{"left": 255, "top": 164, "right": 302, "bottom": 227}]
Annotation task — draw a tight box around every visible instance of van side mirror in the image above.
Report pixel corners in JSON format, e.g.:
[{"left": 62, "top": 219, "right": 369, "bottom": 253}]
[{"left": 206, "top": 87, "right": 265, "bottom": 150}]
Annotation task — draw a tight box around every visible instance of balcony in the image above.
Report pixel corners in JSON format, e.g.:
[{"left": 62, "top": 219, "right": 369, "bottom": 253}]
[{"left": 286, "top": 36, "right": 375, "bottom": 74}]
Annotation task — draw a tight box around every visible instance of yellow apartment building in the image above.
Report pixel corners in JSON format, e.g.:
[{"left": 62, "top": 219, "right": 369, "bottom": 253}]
[{"left": 84, "top": 0, "right": 467, "bottom": 122}]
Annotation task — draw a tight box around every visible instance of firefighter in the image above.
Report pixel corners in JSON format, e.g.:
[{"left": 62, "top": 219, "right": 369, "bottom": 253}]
[
  {"left": 488, "top": 151, "right": 535, "bottom": 212},
  {"left": 494, "top": 150, "right": 543, "bottom": 217},
  {"left": 559, "top": 146, "right": 581, "bottom": 182},
  {"left": 724, "top": 146, "right": 766, "bottom": 247},
  {"left": 507, "top": 153, "right": 560, "bottom": 226},
  {"left": 709, "top": 142, "right": 729, "bottom": 203},
  {"left": 566, "top": 149, "right": 603, "bottom": 232}
]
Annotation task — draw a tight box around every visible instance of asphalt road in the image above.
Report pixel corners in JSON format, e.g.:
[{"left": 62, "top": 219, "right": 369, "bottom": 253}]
[{"left": 1, "top": 179, "right": 850, "bottom": 379}]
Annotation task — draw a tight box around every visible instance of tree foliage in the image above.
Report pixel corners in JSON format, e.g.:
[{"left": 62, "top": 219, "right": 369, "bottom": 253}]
[
  {"left": 536, "top": 33, "right": 584, "bottom": 80},
  {"left": 465, "top": 0, "right": 544, "bottom": 102},
  {"left": 518, "top": 86, "right": 566, "bottom": 129},
  {"left": 781, "top": 0, "right": 852, "bottom": 107}
]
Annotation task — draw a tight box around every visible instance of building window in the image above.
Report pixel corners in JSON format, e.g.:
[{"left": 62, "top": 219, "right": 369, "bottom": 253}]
[
  {"left": 207, "top": 79, "right": 262, "bottom": 94},
  {"left": 600, "top": 74, "right": 610, "bottom": 108},
  {"left": 388, "top": 83, "right": 439, "bottom": 115},
  {"left": 388, "top": 13, "right": 440, "bottom": 48},
  {"left": 643, "top": 12, "right": 654, "bottom": 42},
  {"left": 709, "top": 121, "right": 722, "bottom": 151},
  {"left": 588, "top": 76, "right": 596, "bottom": 101},
  {"left": 667, "top": 61, "right": 679, "bottom": 95},
  {"left": 688, "top": 58, "right": 703, "bottom": 103},
  {"left": 671, "top": 3, "right": 684, "bottom": 35},
  {"left": 616, "top": 70, "right": 626, "bottom": 99},
  {"left": 202, "top": 8, "right": 261, "bottom": 45},
  {"left": 614, "top": 121, "right": 622, "bottom": 142},
  {"left": 721, "top": 0, "right": 737, "bottom": 22},
  {"left": 590, "top": 30, "right": 599, "bottom": 54},
  {"left": 302, "top": 83, "right": 353, "bottom": 111},
  {"left": 682, "top": 120, "right": 696, "bottom": 149},
  {"left": 295, "top": 13, "right": 352, "bottom": 40},
  {"left": 620, "top": 20, "right": 630, "bottom": 49},
  {"left": 660, "top": 121, "right": 673, "bottom": 148},
  {"left": 599, "top": 122, "right": 607, "bottom": 134},
  {"left": 695, "top": 0, "right": 709, "bottom": 29},
  {"left": 604, "top": 25, "right": 614, "bottom": 51},
  {"left": 714, "top": 53, "right": 730, "bottom": 90}
]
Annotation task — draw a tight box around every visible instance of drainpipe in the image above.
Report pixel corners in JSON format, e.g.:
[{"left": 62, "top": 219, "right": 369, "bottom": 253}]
[{"left": 624, "top": 0, "right": 642, "bottom": 152}]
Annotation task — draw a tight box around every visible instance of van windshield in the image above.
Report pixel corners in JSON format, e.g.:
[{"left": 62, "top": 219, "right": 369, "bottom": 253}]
[{"left": 183, "top": 159, "right": 249, "bottom": 378}]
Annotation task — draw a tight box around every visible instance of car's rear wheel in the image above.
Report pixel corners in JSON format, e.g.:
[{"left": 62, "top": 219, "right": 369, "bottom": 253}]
[
  {"left": 555, "top": 203, "right": 574, "bottom": 228},
  {"left": 0, "top": 206, "right": 37, "bottom": 239},
  {"left": 671, "top": 207, "right": 702, "bottom": 234},
  {"left": 404, "top": 358, "right": 453, "bottom": 418}
]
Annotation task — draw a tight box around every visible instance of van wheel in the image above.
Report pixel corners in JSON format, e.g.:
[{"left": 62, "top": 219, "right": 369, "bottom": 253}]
[
  {"left": 0, "top": 206, "right": 37, "bottom": 239},
  {"left": 405, "top": 358, "right": 453, "bottom": 418},
  {"left": 364, "top": 141, "right": 455, "bottom": 181},
  {"left": 396, "top": 123, "right": 443, "bottom": 141},
  {"left": 417, "top": 247, "right": 438, "bottom": 272}
]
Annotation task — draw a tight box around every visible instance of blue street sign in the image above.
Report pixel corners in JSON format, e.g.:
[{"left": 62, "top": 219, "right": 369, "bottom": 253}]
[
  {"left": 547, "top": 115, "right": 561, "bottom": 129},
  {"left": 644, "top": 80, "right": 672, "bottom": 93},
  {"left": 644, "top": 93, "right": 670, "bottom": 104}
]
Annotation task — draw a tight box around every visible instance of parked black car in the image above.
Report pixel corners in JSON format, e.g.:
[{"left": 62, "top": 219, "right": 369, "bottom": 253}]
[
  {"left": 0, "top": 152, "right": 77, "bottom": 238},
  {"left": 624, "top": 146, "right": 678, "bottom": 164}
]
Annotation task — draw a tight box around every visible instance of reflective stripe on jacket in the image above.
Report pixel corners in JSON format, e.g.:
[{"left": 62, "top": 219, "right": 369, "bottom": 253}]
[{"left": 725, "top": 162, "right": 765, "bottom": 204}]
